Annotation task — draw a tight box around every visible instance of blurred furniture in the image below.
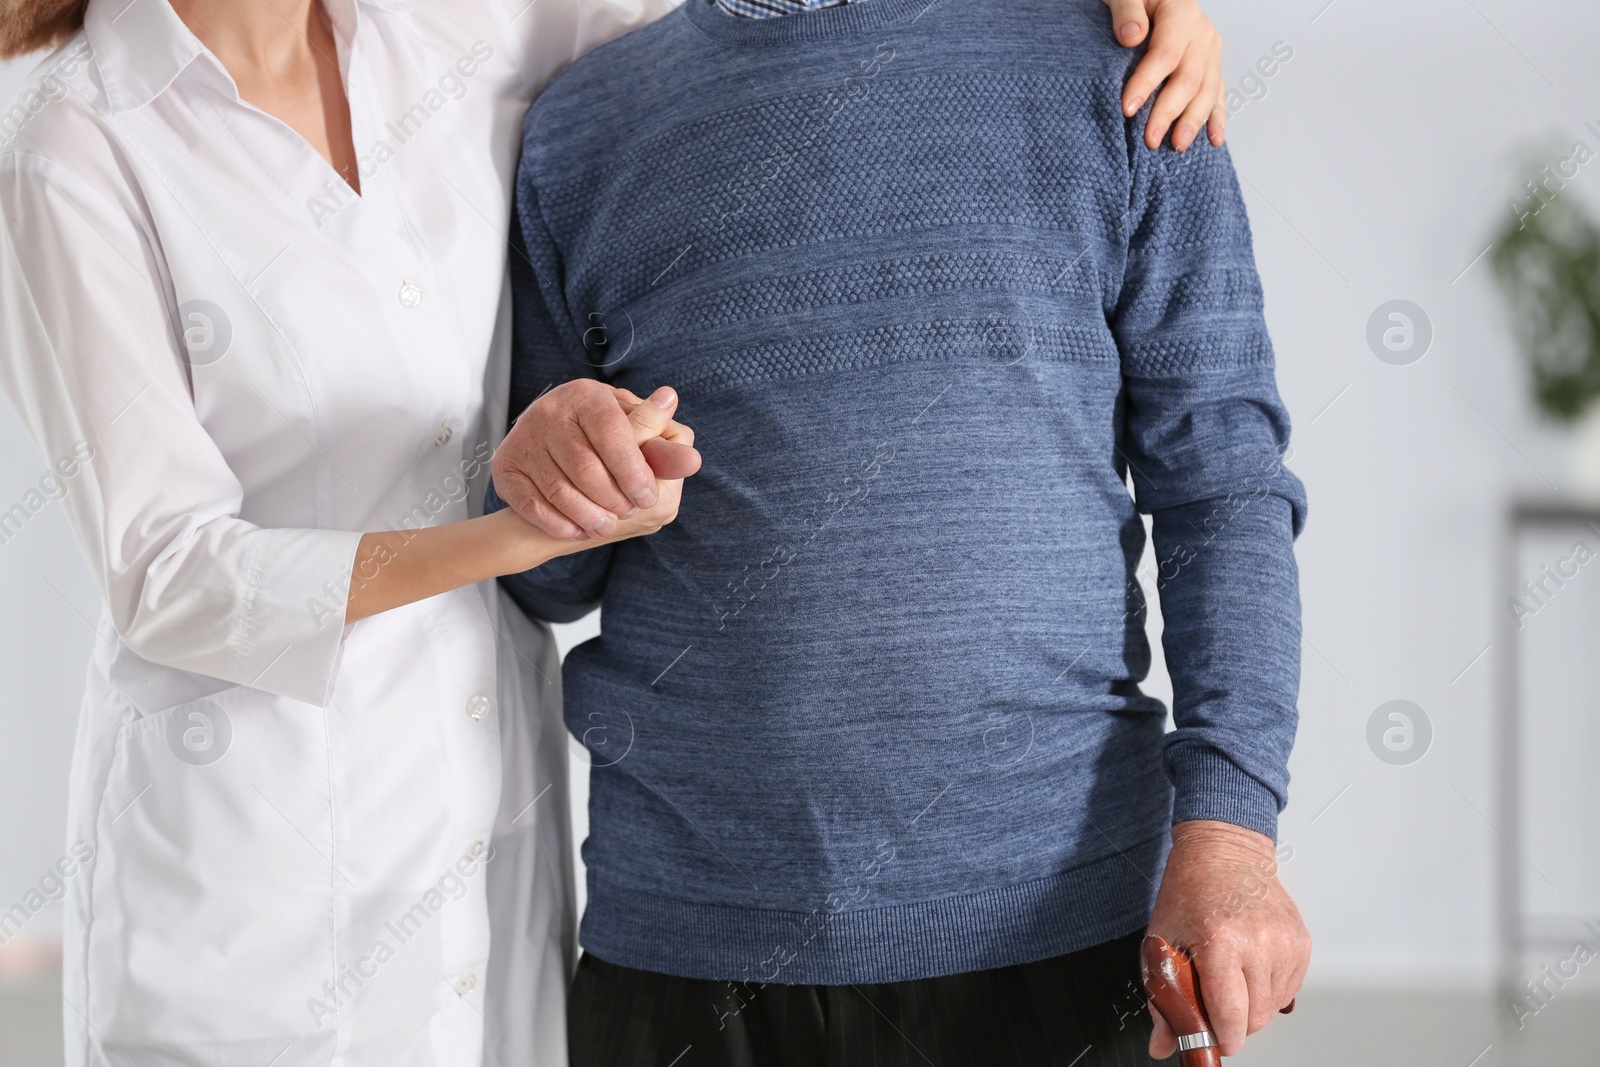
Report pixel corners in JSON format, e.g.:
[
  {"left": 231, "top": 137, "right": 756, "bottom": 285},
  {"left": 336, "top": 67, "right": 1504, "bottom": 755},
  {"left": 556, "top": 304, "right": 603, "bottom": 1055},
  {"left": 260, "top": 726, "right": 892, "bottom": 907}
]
[{"left": 1498, "top": 501, "right": 1600, "bottom": 1011}]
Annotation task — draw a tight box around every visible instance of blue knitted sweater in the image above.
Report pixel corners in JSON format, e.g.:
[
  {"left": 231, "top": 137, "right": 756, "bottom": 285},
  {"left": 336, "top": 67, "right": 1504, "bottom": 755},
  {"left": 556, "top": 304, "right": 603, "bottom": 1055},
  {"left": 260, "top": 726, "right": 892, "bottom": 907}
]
[{"left": 495, "top": 0, "right": 1307, "bottom": 985}]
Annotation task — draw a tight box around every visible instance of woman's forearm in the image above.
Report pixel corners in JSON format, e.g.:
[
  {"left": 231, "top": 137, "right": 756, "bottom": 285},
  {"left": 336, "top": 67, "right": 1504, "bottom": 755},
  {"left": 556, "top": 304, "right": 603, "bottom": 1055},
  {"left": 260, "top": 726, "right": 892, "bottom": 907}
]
[
  {"left": 344, "top": 509, "right": 561, "bottom": 623},
  {"left": 344, "top": 479, "right": 682, "bottom": 624}
]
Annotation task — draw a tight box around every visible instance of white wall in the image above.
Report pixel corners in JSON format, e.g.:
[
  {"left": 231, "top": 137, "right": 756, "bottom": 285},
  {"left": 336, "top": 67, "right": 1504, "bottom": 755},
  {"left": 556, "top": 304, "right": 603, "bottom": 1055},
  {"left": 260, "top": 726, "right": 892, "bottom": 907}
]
[
  {"left": 4, "top": 0, "right": 1599, "bottom": 989},
  {"left": 1210, "top": 0, "right": 1600, "bottom": 985}
]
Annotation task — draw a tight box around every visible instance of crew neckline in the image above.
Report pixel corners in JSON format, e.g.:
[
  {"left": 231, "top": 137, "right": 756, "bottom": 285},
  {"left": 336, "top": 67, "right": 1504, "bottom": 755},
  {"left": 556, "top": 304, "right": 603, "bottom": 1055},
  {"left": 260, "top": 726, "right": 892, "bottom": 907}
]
[{"left": 682, "top": 0, "right": 952, "bottom": 45}]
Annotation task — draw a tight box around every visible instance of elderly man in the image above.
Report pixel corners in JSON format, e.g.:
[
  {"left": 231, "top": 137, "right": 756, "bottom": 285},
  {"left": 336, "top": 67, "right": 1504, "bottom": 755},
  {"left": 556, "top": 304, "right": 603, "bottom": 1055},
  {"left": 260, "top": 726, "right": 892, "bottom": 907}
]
[{"left": 489, "top": 0, "right": 1311, "bottom": 1062}]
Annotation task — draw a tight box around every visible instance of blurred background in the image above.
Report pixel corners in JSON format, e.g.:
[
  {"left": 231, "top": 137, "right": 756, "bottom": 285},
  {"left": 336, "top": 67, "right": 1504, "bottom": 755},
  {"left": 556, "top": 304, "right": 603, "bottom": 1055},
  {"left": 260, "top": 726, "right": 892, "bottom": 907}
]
[{"left": 3, "top": 0, "right": 1599, "bottom": 1064}]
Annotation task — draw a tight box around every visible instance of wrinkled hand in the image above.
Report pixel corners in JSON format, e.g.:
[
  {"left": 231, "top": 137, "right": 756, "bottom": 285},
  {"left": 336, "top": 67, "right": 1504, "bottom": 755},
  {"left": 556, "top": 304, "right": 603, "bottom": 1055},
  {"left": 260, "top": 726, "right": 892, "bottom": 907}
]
[
  {"left": 492, "top": 380, "right": 702, "bottom": 540},
  {"left": 1101, "top": 0, "right": 1227, "bottom": 151},
  {"left": 1145, "top": 820, "right": 1310, "bottom": 1058}
]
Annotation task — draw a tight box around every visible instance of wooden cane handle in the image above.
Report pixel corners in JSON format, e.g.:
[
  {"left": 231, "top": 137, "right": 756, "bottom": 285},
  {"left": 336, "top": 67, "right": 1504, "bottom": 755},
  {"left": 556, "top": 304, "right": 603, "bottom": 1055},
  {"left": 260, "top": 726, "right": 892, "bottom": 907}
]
[
  {"left": 1140, "top": 935, "right": 1297, "bottom": 1065},
  {"left": 1141, "top": 935, "right": 1221, "bottom": 1067}
]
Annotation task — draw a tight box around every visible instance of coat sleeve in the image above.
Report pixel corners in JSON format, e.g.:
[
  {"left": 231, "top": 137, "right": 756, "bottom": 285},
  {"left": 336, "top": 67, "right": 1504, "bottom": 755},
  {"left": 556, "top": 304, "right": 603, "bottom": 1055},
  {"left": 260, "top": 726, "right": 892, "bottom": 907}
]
[
  {"left": 1109, "top": 110, "right": 1309, "bottom": 842},
  {"left": 0, "top": 153, "right": 362, "bottom": 706}
]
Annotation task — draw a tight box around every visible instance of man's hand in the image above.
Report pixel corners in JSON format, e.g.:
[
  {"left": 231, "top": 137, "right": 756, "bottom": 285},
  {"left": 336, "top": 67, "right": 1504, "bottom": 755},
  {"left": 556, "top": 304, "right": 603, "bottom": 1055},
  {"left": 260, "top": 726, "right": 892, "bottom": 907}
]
[
  {"left": 492, "top": 380, "right": 702, "bottom": 540},
  {"left": 1101, "top": 0, "right": 1226, "bottom": 151},
  {"left": 1145, "top": 820, "right": 1310, "bottom": 1057}
]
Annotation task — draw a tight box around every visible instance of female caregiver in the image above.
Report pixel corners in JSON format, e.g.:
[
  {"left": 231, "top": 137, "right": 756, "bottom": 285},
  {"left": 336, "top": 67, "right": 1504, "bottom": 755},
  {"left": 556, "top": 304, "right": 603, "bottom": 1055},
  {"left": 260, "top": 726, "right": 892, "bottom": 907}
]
[{"left": 0, "top": 0, "right": 1228, "bottom": 1064}]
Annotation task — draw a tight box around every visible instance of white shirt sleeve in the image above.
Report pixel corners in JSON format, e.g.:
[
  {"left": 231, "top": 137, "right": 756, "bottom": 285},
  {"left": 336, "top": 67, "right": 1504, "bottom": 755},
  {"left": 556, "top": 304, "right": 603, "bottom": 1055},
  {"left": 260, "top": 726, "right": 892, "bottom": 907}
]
[
  {"left": 566, "top": 0, "right": 682, "bottom": 59},
  {"left": 0, "top": 152, "right": 363, "bottom": 707},
  {"left": 466, "top": 0, "right": 682, "bottom": 90}
]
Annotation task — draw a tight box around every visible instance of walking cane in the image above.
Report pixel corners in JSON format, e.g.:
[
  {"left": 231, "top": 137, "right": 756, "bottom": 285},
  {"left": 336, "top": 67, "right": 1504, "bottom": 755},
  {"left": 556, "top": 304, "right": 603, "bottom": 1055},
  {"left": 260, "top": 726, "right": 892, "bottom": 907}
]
[{"left": 1140, "top": 934, "right": 1295, "bottom": 1065}]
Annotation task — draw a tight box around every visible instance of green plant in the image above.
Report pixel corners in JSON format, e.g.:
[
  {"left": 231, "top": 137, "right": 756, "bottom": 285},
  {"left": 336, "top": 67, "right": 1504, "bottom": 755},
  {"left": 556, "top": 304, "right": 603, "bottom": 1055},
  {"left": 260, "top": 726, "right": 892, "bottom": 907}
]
[{"left": 1490, "top": 177, "right": 1600, "bottom": 423}]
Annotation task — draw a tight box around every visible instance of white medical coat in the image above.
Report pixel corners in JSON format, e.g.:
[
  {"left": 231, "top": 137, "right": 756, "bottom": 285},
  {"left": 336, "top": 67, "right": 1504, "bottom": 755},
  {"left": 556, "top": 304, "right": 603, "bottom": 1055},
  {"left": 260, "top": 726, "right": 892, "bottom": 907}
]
[{"left": 0, "top": 0, "right": 671, "bottom": 1062}]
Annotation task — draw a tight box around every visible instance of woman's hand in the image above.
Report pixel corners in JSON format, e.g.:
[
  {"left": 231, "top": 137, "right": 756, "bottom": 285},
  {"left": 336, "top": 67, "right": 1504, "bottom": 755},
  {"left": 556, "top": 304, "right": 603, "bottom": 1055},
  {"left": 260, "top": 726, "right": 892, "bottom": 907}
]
[
  {"left": 605, "top": 474, "right": 685, "bottom": 542},
  {"left": 492, "top": 462, "right": 685, "bottom": 571},
  {"left": 577, "top": 414, "right": 694, "bottom": 548},
  {"left": 345, "top": 464, "right": 688, "bottom": 625},
  {"left": 493, "top": 380, "right": 702, "bottom": 540},
  {"left": 344, "top": 401, "right": 696, "bottom": 623},
  {"left": 1101, "top": 0, "right": 1227, "bottom": 151}
]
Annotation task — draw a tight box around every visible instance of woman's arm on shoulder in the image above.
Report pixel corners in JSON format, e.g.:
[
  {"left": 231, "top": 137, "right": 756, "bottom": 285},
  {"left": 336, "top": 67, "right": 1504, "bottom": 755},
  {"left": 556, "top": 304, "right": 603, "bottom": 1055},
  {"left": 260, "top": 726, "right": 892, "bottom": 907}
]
[{"left": 1101, "top": 0, "right": 1227, "bottom": 151}]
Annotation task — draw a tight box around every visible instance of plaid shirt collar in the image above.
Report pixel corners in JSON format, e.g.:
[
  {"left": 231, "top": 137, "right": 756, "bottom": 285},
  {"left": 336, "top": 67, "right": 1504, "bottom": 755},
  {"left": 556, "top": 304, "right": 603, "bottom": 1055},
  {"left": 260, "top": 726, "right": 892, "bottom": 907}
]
[{"left": 714, "top": 0, "right": 863, "bottom": 19}]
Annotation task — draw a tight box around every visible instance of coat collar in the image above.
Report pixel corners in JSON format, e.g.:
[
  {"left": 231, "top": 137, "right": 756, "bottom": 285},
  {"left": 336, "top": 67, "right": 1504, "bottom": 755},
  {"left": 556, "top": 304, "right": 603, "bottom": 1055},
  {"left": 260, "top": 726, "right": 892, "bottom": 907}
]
[{"left": 84, "top": 0, "right": 381, "bottom": 115}]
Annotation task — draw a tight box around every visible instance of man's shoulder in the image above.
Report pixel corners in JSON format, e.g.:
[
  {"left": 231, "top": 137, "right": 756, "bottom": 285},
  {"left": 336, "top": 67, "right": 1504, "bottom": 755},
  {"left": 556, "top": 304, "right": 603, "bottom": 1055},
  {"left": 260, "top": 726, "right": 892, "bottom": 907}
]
[
  {"left": 519, "top": 7, "right": 698, "bottom": 175},
  {"left": 518, "top": 0, "right": 1142, "bottom": 182}
]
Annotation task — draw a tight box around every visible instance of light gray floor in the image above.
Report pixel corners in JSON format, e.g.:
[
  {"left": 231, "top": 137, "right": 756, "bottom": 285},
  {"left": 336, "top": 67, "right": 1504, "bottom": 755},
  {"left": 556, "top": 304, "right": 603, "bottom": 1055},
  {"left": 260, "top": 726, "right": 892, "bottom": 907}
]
[
  {"left": 0, "top": 980, "right": 64, "bottom": 1067},
  {"left": 2, "top": 979, "right": 1594, "bottom": 1066},
  {"left": 1220, "top": 987, "right": 1595, "bottom": 1067}
]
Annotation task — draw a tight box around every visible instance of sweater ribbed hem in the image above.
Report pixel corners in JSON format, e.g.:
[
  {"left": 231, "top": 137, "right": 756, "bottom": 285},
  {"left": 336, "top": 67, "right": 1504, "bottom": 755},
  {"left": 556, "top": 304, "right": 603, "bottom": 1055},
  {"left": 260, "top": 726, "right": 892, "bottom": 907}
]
[
  {"left": 579, "top": 835, "right": 1166, "bottom": 984},
  {"left": 1168, "top": 745, "right": 1282, "bottom": 842}
]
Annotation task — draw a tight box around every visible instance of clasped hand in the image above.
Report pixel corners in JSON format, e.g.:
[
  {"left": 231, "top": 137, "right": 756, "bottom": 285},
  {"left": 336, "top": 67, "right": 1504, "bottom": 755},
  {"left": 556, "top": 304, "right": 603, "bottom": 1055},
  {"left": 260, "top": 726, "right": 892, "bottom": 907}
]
[{"left": 493, "top": 380, "right": 701, "bottom": 541}]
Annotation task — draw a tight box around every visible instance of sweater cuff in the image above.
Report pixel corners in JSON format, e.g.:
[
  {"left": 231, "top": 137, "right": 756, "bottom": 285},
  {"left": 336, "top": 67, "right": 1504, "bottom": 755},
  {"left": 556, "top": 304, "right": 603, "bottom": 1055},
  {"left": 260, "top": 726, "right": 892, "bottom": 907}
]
[
  {"left": 484, "top": 479, "right": 509, "bottom": 516},
  {"left": 1167, "top": 745, "right": 1281, "bottom": 842}
]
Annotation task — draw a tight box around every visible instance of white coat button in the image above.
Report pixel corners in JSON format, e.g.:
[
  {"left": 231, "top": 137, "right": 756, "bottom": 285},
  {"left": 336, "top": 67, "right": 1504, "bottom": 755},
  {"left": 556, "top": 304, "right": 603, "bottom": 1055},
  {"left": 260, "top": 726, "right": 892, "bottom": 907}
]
[
  {"left": 455, "top": 972, "right": 477, "bottom": 996},
  {"left": 431, "top": 423, "right": 453, "bottom": 447},
  {"left": 466, "top": 694, "right": 491, "bottom": 721},
  {"left": 465, "top": 840, "right": 486, "bottom": 861},
  {"left": 398, "top": 281, "right": 423, "bottom": 308}
]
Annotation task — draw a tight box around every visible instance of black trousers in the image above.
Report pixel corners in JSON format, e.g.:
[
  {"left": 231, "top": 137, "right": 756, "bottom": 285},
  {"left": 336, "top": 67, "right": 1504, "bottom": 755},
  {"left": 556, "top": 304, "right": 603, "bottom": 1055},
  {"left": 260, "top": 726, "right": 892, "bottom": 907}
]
[{"left": 568, "top": 929, "right": 1163, "bottom": 1067}]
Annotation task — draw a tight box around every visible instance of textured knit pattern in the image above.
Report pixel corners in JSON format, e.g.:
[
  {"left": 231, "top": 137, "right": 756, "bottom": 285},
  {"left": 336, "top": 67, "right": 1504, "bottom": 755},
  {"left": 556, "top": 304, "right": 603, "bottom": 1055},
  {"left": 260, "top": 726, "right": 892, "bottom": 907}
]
[{"left": 495, "top": 0, "right": 1308, "bottom": 985}]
